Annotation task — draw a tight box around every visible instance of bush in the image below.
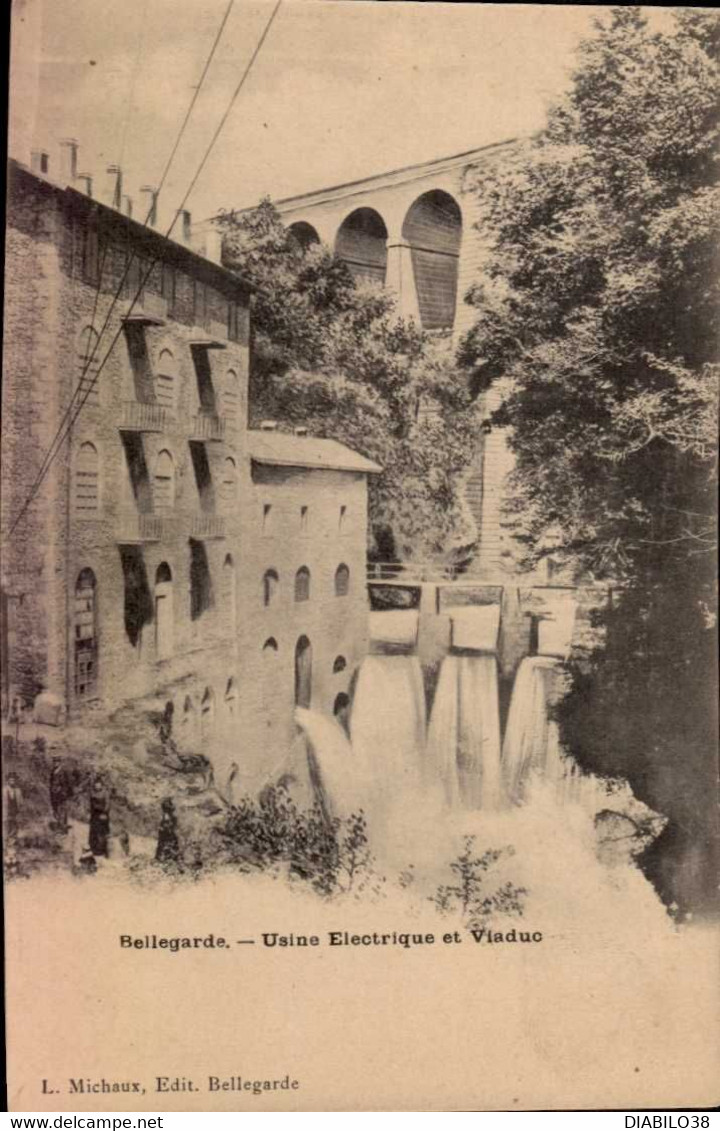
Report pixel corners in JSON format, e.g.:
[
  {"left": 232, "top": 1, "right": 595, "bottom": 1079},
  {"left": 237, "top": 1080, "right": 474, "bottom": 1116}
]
[
  {"left": 220, "top": 785, "right": 380, "bottom": 898},
  {"left": 431, "top": 836, "right": 527, "bottom": 928}
]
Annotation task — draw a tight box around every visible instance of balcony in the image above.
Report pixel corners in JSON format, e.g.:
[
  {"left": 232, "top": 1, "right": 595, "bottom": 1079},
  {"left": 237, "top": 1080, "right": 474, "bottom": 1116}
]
[
  {"left": 189, "top": 413, "right": 226, "bottom": 442},
  {"left": 115, "top": 512, "right": 169, "bottom": 544},
  {"left": 122, "top": 292, "right": 167, "bottom": 327},
  {"left": 119, "top": 401, "right": 173, "bottom": 433},
  {"left": 190, "top": 514, "right": 226, "bottom": 540}
]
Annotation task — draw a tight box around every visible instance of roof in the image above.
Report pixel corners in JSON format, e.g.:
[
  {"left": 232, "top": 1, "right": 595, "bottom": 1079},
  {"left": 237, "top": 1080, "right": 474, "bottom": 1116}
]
[
  {"left": 248, "top": 431, "right": 382, "bottom": 474},
  {"left": 7, "top": 157, "right": 252, "bottom": 297}
]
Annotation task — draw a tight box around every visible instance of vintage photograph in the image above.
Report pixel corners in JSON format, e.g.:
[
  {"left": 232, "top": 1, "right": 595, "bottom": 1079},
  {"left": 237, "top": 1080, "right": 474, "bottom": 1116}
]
[{"left": 3, "top": 0, "right": 719, "bottom": 1113}]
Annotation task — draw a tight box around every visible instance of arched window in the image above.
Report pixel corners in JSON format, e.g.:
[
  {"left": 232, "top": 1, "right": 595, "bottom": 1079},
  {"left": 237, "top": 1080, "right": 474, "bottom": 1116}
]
[
  {"left": 401, "top": 190, "right": 462, "bottom": 330},
  {"left": 74, "top": 442, "right": 100, "bottom": 516},
  {"left": 294, "top": 636, "right": 312, "bottom": 709},
  {"left": 77, "top": 326, "right": 100, "bottom": 405},
  {"left": 74, "top": 568, "right": 97, "bottom": 698},
  {"left": 154, "top": 562, "right": 173, "bottom": 660},
  {"left": 223, "top": 369, "right": 240, "bottom": 431},
  {"left": 221, "top": 457, "right": 237, "bottom": 504},
  {"left": 200, "top": 687, "right": 215, "bottom": 743},
  {"left": 294, "top": 566, "right": 310, "bottom": 603},
  {"left": 223, "top": 554, "right": 236, "bottom": 632},
  {"left": 156, "top": 348, "right": 177, "bottom": 412},
  {"left": 334, "top": 687, "right": 350, "bottom": 714},
  {"left": 153, "top": 450, "right": 175, "bottom": 513},
  {"left": 334, "top": 692, "right": 350, "bottom": 735},
  {"left": 262, "top": 637, "right": 278, "bottom": 653},
  {"left": 224, "top": 677, "right": 238, "bottom": 716},
  {"left": 335, "top": 208, "right": 388, "bottom": 284},
  {"left": 335, "top": 564, "right": 350, "bottom": 597},
  {"left": 333, "top": 655, "right": 347, "bottom": 674},
  {"left": 263, "top": 569, "right": 279, "bottom": 608}
]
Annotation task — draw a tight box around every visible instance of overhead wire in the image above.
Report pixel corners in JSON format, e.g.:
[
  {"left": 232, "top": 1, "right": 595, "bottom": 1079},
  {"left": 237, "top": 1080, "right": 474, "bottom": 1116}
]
[
  {"left": 24, "top": 0, "right": 237, "bottom": 497},
  {"left": 9, "top": 0, "right": 245, "bottom": 534}
]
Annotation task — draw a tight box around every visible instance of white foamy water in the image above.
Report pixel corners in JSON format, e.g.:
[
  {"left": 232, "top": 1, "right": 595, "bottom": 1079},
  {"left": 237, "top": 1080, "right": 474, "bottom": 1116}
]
[{"left": 425, "top": 653, "right": 503, "bottom": 810}]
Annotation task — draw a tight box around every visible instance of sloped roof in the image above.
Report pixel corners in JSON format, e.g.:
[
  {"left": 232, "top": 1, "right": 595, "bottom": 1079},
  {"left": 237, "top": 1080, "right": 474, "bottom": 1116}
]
[
  {"left": 7, "top": 158, "right": 252, "bottom": 296},
  {"left": 248, "top": 430, "right": 381, "bottom": 474}
]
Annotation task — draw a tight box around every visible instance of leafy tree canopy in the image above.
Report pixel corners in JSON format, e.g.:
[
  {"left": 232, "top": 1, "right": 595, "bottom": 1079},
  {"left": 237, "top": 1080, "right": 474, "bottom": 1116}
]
[
  {"left": 459, "top": 6, "right": 718, "bottom": 582},
  {"left": 217, "top": 200, "right": 478, "bottom": 562},
  {"left": 459, "top": 7, "right": 719, "bottom": 912}
]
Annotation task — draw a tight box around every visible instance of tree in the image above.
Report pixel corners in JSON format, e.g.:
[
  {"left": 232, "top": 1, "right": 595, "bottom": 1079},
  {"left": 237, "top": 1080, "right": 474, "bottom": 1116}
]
[
  {"left": 459, "top": 7, "right": 719, "bottom": 912},
  {"left": 217, "top": 201, "right": 478, "bottom": 562}
]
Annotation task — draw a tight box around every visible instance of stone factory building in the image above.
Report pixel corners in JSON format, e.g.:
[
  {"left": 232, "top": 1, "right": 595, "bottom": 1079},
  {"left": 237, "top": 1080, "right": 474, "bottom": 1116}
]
[
  {"left": 2, "top": 148, "right": 379, "bottom": 795},
  {"left": 198, "top": 140, "right": 521, "bottom": 580}
]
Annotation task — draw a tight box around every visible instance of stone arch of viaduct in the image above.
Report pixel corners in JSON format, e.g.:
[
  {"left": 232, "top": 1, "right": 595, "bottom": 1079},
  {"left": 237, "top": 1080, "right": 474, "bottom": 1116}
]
[{"left": 272, "top": 151, "right": 495, "bottom": 337}]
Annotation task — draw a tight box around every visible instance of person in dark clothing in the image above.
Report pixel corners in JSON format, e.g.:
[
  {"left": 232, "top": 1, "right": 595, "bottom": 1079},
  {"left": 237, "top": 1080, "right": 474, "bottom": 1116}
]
[
  {"left": 88, "top": 776, "right": 110, "bottom": 857},
  {"left": 155, "top": 798, "right": 180, "bottom": 866},
  {"left": 159, "top": 701, "right": 175, "bottom": 749},
  {"left": 49, "top": 757, "right": 72, "bottom": 832},
  {"left": 4, "top": 773, "right": 22, "bottom": 840}
]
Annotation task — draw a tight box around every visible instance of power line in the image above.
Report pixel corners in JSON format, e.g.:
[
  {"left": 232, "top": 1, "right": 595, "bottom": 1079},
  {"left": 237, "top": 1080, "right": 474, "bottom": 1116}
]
[
  {"left": 9, "top": 0, "right": 282, "bottom": 536},
  {"left": 9, "top": 0, "right": 238, "bottom": 532},
  {"left": 35, "top": 0, "right": 237, "bottom": 485}
]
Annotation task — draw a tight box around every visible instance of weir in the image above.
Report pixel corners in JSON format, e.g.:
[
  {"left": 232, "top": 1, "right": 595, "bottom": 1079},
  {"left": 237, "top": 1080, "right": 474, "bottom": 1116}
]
[{"left": 293, "top": 580, "right": 611, "bottom": 834}]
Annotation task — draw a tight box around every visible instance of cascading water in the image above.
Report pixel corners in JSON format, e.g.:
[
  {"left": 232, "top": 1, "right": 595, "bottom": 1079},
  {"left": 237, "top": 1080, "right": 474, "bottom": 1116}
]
[
  {"left": 425, "top": 654, "right": 502, "bottom": 810},
  {"left": 350, "top": 654, "right": 427, "bottom": 798},
  {"left": 294, "top": 707, "right": 371, "bottom": 821},
  {"left": 501, "top": 655, "right": 579, "bottom": 806}
]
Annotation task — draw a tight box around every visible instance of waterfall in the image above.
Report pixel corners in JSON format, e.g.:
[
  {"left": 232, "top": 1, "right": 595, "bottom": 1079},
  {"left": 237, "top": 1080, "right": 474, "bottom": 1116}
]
[
  {"left": 425, "top": 654, "right": 502, "bottom": 810},
  {"left": 350, "top": 654, "right": 427, "bottom": 802},
  {"left": 501, "top": 655, "right": 578, "bottom": 805},
  {"left": 294, "top": 707, "right": 371, "bottom": 821}
]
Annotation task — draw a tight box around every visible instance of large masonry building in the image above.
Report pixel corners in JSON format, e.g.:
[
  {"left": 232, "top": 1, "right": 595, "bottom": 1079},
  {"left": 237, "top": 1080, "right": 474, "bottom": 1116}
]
[{"left": 2, "top": 149, "right": 378, "bottom": 794}]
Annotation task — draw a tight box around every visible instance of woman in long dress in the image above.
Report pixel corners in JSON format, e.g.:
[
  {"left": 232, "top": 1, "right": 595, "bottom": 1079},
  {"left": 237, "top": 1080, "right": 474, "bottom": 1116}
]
[
  {"left": 88, "top": 776, "right": 110, "bottom": 857},
  {"left": 155, "top": 798, "right": 180, "bottom": 865}
]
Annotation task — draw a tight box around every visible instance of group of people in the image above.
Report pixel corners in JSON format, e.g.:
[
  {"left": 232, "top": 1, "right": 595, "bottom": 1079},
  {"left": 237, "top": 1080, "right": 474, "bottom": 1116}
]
[
  {"left": 3, "top": 704, "right": 189, "bottom": 875},
  {"left": 5, "top": 755, "right": 182, "bottom": 873}
]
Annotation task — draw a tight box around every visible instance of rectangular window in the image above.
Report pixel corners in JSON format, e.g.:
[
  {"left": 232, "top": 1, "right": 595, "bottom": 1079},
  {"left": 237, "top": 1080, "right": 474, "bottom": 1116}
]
[
  {"left": 300, "top": 506, "right": 309, "bottom": 532},
  {"left": 162, "top": 263, "right": 177, "bottom": 316},
  {"left": 83, "top": 223, "right": 100, "bottom": 284},
  {"left": 262, "top": 503, "right": 272, "bottom": 534},
  {"left": 339, "top": 505, "right": 348, "bottom": 533},
  {"left": 228, "top": 302, "right": 237, "bottom": 342},
  {"left": 124, "top": 252, "right": 145, "bottom": 304},
  {"left": 194, "top": 279, "right": 209, "bottom": 329},
  {"left": 228, "top": 301, "right": 246, "bottom": 343}
]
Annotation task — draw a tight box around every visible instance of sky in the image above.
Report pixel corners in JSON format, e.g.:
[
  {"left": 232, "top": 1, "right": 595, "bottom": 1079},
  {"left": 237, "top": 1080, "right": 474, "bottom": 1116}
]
[{"left": 9, "top": 2, "right": 667, "bottom": 225}]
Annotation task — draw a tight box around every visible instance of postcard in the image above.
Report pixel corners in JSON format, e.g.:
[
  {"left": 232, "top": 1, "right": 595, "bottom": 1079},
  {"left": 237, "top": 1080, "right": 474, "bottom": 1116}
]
[{"left": 3, "top": 1, "right": 719, "bottom": 1113}]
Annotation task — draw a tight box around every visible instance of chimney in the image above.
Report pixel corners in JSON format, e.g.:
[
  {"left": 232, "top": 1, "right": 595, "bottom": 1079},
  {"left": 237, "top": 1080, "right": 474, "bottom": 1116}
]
[
  {"left": 140, "top": 185, "right": 158, "bottom": 227},
  {"left": 59, "top": 138, "right": 78, "bottom": 182},
  {"left": 30, "top": 150, "right": 49, "bottom": 176},
  {"left": 294, "top": 426, "right": 309, "bottom": 437},
  {"left": 104, "top": 164, "right": 122, "bottom": 209},
  {"left": 76, "top": 174, "right": 93, "bottom": 198},
  {"left": 123, "top": 195, "right": 133, "bottom": 218},
  {"left": 203, "top": 226, "right": 223, "bottom": 265},
  {"left": 259, "top": 421, "right": 278, "bottom": 432}
]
